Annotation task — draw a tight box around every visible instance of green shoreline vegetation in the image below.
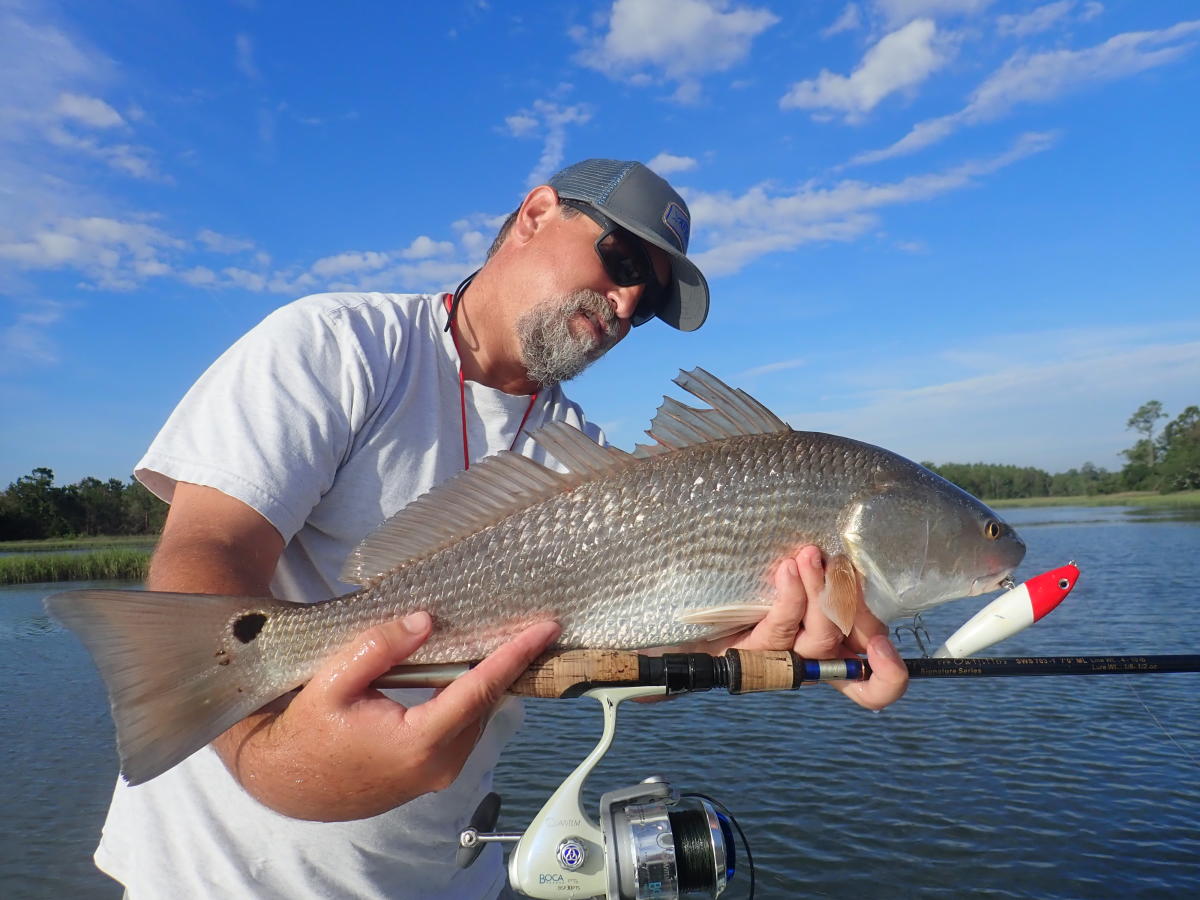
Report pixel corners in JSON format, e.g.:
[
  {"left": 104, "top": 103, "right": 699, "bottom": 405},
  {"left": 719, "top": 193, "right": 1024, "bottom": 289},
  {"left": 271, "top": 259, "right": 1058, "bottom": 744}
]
[
  {"left": 0, "top": 547, "right": 150, "bottom": 585},
  {"left": 2, "top": 400, "right": 1195, "bottom": 583},
  {"left": 0, "top": 534, "right": 156, "bottom": 553},
  {"left": 987, "top": 490, "right": 1200, "bottom": 509}
]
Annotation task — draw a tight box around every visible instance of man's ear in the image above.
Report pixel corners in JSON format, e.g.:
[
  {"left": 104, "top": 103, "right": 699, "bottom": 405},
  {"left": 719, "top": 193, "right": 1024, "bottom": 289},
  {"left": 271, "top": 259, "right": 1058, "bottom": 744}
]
[{"left": 510, "top": 185, "right": 560, "bottom": 244}]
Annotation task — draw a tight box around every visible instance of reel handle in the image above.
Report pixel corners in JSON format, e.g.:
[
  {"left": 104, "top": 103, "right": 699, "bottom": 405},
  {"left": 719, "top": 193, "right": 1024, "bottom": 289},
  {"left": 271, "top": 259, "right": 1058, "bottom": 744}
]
[
  {"left": 508, "top": 648, "right": 848, "bottom": 696},
  {"left": 374, "top": 648, "right": 860, "bottom": 697}
]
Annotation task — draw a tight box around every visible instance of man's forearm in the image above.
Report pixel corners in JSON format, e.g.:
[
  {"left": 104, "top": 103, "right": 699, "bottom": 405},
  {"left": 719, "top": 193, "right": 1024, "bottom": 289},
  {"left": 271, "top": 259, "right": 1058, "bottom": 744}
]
[{"left": 146, "top": 535, "right": 277, "bottom": 595}]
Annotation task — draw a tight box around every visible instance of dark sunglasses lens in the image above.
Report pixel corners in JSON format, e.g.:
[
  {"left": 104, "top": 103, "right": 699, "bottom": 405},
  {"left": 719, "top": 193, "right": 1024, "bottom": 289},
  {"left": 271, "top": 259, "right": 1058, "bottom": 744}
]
[
  {"left": 596, "top": 232, "right": 650, "bottom": 286},
  {"left": 592, "top": 223, "right": 668, "bottom": 326},
  {"left": 631, "top": 280, "right": 666, "bottom": 327}
]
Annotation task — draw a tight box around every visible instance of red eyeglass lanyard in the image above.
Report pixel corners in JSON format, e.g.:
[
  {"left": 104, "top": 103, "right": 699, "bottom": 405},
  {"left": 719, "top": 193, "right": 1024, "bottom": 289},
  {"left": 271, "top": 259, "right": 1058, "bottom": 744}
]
[{"left": 443, "top": 293, "right": 537, "bottom": 470}]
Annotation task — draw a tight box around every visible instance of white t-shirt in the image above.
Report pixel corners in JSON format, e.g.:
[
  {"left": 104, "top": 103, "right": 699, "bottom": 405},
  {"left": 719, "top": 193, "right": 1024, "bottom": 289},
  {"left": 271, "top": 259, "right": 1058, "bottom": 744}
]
[{"left": 98, "top": 292, "right": 602, "bottom": 899}]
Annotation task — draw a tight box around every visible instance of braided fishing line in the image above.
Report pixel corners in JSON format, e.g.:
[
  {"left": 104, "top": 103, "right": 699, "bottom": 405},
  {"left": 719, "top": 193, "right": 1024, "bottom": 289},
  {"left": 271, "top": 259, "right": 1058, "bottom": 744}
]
[
  {"left": 1122, "top": 677, "right": 1199, "bottom": 767},
  {"left": 682, "top": 792, "right": 755, "bottom": 899}
]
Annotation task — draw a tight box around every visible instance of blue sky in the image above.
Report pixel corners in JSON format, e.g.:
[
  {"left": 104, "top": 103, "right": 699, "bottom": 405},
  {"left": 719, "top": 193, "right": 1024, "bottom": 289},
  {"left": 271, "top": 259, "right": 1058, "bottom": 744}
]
[{"left": 2, "top": 0, "right": 1197, "bottom": 486}]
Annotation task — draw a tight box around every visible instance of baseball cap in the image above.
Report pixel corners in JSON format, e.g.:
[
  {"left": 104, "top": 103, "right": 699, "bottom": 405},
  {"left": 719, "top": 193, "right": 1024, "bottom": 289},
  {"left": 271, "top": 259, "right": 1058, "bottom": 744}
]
[{"left": 548, "top": 159, "right": 709, "bottom": 332}]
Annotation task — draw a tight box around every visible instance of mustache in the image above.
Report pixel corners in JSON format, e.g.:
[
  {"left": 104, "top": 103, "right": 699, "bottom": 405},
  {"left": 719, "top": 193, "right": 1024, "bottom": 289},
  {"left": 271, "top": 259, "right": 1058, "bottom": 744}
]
[{"left": 568, "top": 289, "right": 619, "bottom": 343}]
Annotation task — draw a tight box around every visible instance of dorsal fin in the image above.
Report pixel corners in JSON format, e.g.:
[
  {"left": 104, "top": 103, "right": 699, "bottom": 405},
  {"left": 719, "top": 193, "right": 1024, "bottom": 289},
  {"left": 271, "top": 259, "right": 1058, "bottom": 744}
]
[
  {"left": 341, "top": 450, "right": 580, "bottom": 584},
  {"left": 341, "top": 367, "right": 788, "bottom": 584},
  {"left": 341, "top": 425, "right": 640, "bottom": 585},
  {"left": 529, "top": 421, "right": 637, "bottom": 477},
  {"left": 633, "top": 366, "right": 790, "bottom": 457}
]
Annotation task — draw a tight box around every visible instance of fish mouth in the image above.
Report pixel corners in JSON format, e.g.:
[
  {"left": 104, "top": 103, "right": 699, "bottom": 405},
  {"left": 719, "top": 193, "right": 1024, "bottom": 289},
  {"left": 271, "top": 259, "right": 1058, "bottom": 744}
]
[{"left": 971, "top": 568, "right": 1017, "bottom": 596}]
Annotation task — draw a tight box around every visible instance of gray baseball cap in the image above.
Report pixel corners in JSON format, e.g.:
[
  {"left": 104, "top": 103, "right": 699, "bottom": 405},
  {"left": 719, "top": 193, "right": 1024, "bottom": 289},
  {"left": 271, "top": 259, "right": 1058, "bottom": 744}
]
[{"left": 548, "top": 159, "right": 709, "bottom": 332}]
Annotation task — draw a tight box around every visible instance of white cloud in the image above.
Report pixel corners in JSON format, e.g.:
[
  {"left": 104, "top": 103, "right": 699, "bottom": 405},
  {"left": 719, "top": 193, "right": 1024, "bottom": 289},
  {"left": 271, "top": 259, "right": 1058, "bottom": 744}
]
[
  {"left": 0, "top": 6, "right": 111, "bottom": 130},
  {"left": 996, "top": 1, "right": 1071, "bottom": 37},
  {"left": 575, "top": 0, "right": 778, "bottom": 98},
  {"left": 873, "top": 0, "right": 994, "bottom": 27},
  {"left": 647, "top": 152, "right": 698, "bottom": 175},
  {"left": 737, "top": 357, "right": 807, "bottom": 379},
  {"left": 235, "top": 33, "right": 259, "bottom": 79},
  {"left": 777, "top": 329, "right": 1200, "bottom": 471},
  {"left": 223, "top": 267, "right": 267, "bottom": 291},
  {"left": 970, "top": 21, "right": 1199, "bottom": 113},
  {"left": 997, "top": 1, "right": 1103, "bottom": 38},
  {"left": 41, "top": 125, "right": 166, "bottom": 180},
  {"left": 54, "top": 92, "right": 124, "bottom": 128},
  {"left": 504, "top": 113, "right": 537, "bottom": 137},
  {"left": 399, "top": 235, "right": 455, "bottom": 259},
  {"left": 823, "top": 4, "right": 862, "bottom": 38},
  {"left": 690, "top": 131, "right": 1055, "bottom": 276},
  {"left": 197, "top": 229, "right": 256, "bottom": 254},
  {"left": 309, "top": 237, "right": 457, "bottom": 280},
  {"left": 181, "top": 266, "right": 218, "bottom": 286},
  {"left": 0, "top": 300, "right": 66, "bottom": 371},
  {"left": 310, "top": 250, "right": 391, "bottom": 278},
  {"left": 503, "top": 99, "right": 592, "bottom": 188},
  {"left": 781, "top": 19, "right": 951, "bottom": 122},
  {"left": 0, "top": 6, "right": 164, "bottom": 183},
  {"left": 851, "top": 19, "right": 1200, "bottom": 165},
  {"left": 319, "top": 258, "right": 472, "bottom": 294},
  {"left": 0, "top": 216, "right": 185, "bottom": 290}
]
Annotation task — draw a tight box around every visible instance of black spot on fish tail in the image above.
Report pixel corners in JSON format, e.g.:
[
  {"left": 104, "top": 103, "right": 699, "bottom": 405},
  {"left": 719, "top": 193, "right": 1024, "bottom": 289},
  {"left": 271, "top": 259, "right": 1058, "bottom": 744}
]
[{"left": 232, "top": 612, "right": 268, "bottom": 644}]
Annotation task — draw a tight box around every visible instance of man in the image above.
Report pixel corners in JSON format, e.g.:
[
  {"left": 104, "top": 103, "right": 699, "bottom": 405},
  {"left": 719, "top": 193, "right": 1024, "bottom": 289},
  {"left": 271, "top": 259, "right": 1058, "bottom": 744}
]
[{"left": 96, "top": 159, "right": 907, "bottom": 897}]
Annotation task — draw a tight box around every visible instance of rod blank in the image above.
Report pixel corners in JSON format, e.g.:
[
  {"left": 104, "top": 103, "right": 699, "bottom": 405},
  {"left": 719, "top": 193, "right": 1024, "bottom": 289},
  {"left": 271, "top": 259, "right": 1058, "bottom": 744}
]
[
  {"left": 894, "top": 654, "right": 1200, "bottom": 680},
  {"left": 373, "top": 650, "right": 1200, "bottom": 698}
]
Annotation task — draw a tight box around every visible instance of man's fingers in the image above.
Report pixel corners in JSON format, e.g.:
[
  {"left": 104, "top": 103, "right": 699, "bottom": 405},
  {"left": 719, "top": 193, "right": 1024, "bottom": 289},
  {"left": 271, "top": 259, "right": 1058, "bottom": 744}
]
[
  {"left": 736, "top": 556, "right": 808, "bottom": 650},
  {"left": 831, "top": 634, "right": 909, "bottom": 710},
  {"left": 311, "top": 612, "right": 435, "bottom": 707},
  {"left": 841, "top": 604, "right": 892, "bottom": 655},
  {"left": 792, "top": 549, "right": 853, "bottom": 657},
  {"left": 411, "top": 621, "right": 561, "bottom": 739}
]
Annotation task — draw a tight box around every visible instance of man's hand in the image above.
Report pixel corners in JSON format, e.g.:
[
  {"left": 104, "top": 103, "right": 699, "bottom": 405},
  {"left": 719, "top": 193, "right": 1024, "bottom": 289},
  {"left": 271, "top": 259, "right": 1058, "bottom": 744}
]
[
  {"left": 216, "top": 613, "right": 560, "bottom": 822},
  {"left": 151, "top": 481, "right": 562, "bottom": 822},
  {"left": 711, "top": 546, "right": 908, "bottom": 710}
]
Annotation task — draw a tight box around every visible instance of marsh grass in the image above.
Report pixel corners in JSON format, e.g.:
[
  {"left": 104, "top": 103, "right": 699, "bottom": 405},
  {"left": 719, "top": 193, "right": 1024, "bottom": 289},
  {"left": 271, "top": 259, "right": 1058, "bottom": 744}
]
[
  {"left": 988, "top": 490, "right": 1200, "bottom": 509},
  {"left": 0, "top": 548, "right": 149, "bottom": 584},
  {"left": 0, "top": 535, "right": 156, "bottom": 553}
]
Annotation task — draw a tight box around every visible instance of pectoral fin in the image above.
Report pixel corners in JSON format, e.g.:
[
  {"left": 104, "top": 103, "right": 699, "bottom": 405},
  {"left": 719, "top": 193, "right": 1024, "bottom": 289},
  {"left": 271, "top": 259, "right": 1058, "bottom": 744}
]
[
  {"left": 676, "top": 603, "right": 773, "bottom": 639},
  {"left": 818, "top": 553, "right": 861, "bottom": 636}
]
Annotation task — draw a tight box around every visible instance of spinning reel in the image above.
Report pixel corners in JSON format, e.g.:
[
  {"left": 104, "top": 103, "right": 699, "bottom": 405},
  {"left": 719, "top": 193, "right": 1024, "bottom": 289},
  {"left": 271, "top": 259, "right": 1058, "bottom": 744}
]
[{"left": 456, "top": 686, "right": 750, "bottom": 899}]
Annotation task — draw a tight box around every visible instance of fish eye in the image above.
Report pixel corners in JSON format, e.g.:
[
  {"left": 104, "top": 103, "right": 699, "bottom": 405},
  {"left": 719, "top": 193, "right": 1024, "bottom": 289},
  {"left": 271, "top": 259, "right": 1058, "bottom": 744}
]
[
  {"left": 984, "top": 520, "right": 1002, "bottom": 540},
  {"left": 1058, "top": 578, "right": 1070, "bottom": 590}
]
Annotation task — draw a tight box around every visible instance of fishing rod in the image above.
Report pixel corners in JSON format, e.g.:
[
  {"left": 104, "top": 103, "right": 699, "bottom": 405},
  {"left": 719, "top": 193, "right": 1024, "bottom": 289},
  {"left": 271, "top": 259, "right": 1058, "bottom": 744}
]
[
  {"left": 374, "top": 648, "right": 1200, "bottom": 697},
  {"left": 396, "top": 560, "right": 1196, "bottom": 900},
  {"left": 382, "top": 647, "right": 1200, "bottom": 900},
  {"left": 375, "top": 563, "right": 1200, "bottom": 697}
]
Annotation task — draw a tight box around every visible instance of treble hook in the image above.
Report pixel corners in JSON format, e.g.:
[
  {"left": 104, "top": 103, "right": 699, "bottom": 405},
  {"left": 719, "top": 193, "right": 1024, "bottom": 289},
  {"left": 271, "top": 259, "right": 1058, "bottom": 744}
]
[{"left": 893, "top": 613, "right": 933, "bottom": 658}]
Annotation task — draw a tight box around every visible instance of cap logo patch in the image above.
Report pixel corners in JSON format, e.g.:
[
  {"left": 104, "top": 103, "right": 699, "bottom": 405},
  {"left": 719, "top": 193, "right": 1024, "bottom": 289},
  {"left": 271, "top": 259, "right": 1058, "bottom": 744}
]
[{"left": 662, "top": 202, "right": 690, "bottom": 250}]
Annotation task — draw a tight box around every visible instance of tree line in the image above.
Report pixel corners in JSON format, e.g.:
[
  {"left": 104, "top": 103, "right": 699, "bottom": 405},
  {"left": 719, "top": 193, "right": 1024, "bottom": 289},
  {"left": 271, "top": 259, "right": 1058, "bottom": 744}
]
[
  {"left": 1, "top": 400, "right": 1195, "bottom": 539},
  {"left": 924, "top": 400, "right": 1199, "bottom": 499},
  {"left": 0, "top": 467, "right": 167, "bottom": 541}
]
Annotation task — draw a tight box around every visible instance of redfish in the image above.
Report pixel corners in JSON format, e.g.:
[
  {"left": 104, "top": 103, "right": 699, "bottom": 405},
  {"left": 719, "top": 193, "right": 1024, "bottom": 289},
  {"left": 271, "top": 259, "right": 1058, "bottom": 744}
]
[{"left": 47, "top": 368, "right": 1024, "bottom": 784}]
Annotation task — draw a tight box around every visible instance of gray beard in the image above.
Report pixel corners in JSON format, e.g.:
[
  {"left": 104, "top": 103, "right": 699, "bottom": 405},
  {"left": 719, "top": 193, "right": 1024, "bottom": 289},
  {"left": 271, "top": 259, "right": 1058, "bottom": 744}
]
[{"left": 516, "top": 289, "right": 618, "bottom": 388}]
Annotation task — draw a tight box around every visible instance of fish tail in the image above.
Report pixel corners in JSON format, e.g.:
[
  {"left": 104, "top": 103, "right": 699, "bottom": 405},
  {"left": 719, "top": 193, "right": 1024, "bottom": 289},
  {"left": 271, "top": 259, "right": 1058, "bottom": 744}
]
[{"left": 45, "top": 588, "right": 305, "bottom": 785}]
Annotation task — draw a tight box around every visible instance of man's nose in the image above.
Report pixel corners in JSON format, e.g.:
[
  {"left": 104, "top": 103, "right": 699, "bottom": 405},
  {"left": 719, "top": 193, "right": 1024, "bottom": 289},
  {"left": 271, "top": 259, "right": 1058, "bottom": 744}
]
[{"left": 607, "top": 283, "right": 643, "bottom": 321}]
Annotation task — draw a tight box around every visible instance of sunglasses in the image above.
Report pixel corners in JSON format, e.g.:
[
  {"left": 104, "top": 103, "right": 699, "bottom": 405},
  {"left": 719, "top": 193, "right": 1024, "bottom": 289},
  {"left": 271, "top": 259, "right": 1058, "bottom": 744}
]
[{"left": 561, "top": 199, "right": 669, "bottom": 327}]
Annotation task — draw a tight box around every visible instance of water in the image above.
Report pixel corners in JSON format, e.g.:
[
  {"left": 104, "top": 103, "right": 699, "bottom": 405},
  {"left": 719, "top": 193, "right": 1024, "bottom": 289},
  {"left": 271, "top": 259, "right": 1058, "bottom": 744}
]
[
  {"left": 1, "top": 580, "right": 123, "bottom": 899},
  {"left": 3, "top": 508, "right": 1198, "bottom": 898}
]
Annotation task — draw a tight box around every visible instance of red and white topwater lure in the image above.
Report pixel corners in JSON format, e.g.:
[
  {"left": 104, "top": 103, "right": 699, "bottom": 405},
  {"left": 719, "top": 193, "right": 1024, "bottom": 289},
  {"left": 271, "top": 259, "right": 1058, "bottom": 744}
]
[{"left": 933, "top": 562, "right": 1081, "bottom": 658}]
